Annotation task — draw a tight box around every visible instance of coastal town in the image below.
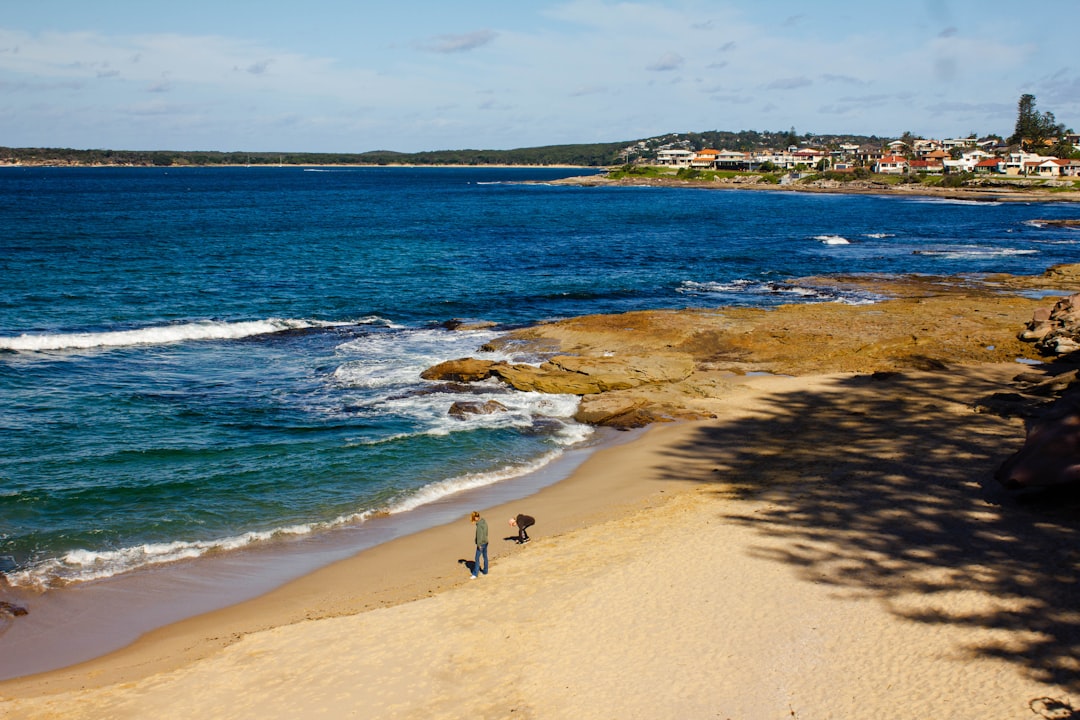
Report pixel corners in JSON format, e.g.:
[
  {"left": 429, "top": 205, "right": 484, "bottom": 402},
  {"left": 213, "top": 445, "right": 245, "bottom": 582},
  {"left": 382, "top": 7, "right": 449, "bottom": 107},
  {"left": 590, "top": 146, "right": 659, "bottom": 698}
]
[{"left": 645, "top": 134, "right": 1080, "bottom": 178}]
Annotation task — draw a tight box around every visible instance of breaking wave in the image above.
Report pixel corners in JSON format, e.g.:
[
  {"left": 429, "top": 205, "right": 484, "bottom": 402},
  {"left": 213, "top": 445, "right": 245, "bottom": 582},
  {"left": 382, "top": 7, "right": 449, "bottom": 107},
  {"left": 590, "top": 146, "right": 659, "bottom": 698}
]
[
  {"left": 678, "top": 279, "right": 881, "bottom": 305},
  {"left": 0, "top": 318, "right": 364, "bottom": 353}
]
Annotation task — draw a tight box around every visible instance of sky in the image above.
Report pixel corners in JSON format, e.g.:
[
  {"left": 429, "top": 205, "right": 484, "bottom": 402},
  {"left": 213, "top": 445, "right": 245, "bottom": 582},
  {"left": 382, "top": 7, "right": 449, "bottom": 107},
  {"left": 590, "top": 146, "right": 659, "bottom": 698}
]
[{"left": 1, "top": 1, "right": 1077, "bottom": 153}]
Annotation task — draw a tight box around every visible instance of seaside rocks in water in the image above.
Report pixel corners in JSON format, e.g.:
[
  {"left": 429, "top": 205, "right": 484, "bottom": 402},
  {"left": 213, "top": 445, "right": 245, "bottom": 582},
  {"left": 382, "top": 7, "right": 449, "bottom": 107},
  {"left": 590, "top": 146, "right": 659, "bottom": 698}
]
[
  {"left": 1019, "top": 293, "right": 1080, "bottom": 356},
  {"left": 448, "top": 400, "right": 508, "bottom": 418},
  {"left": 441, "top": 319, "right": 498, "bottom": 331},
  {"left": 421, "top": 358, "right": 498, "bottom": 383}
]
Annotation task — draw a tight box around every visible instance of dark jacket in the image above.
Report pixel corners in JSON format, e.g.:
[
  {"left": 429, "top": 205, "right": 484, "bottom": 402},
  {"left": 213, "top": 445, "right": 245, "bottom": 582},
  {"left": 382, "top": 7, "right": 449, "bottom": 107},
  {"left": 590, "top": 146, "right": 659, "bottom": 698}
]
[
  {"left": 475, "top": 518, "right": 488, "bottom": 546},
  {"left": 515, "top": 514, "right": 535, "bottom": 529}
]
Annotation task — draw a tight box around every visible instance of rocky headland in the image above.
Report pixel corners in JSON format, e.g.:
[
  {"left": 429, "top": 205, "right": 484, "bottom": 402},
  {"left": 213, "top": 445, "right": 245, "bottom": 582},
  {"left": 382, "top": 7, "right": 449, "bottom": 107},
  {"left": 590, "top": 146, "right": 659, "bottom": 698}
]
[
  {"left": 425, "top": 264, "right": 1080, "bottom": 487},
  {"left": 547, "top": 172, "right": 1080, "bottom": 203}
]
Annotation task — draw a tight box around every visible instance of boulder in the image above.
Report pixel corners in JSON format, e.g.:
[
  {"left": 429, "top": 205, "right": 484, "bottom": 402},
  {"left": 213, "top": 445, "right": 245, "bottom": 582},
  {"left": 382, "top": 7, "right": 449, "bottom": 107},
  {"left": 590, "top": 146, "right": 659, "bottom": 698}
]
[
  {"left": 441, "top": 319, "right": 498, "bottom": 331},
  {"left": 1019, "top": 294, "right": 1080, "bottom": 356},
  {"left": 996, "top": 391, "right": 1080, "bottom": 489},
  {"left": 448, "top": 400, "right": 509, "bottom": 418},
  {"left": 420, "top": 358, "right": 497, "bottom": 383}
]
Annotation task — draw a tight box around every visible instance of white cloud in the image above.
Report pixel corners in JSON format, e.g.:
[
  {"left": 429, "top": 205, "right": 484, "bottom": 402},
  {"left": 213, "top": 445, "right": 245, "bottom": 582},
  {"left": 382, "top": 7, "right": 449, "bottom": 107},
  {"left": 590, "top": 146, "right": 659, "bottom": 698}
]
[
  {"left": 418, "top": 30, "right": 497, "bottom": 54},
  {"left": 647, "top": 52, "right": 684, "bottom": 72}
]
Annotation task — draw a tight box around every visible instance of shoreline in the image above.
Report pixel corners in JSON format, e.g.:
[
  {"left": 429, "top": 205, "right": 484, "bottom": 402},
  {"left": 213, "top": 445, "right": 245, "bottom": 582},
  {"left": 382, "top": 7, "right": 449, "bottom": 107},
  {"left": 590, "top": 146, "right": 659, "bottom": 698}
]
[
  {"left": 548, "top": 171, "right": 1080, "bottom": 203},
  {"left": 4, "top": 363, "right": 1077, "bottom": 718},
  {"left": 0, "top": 425, "right": 630, "bottom": 682},
  {"left": 0, "top": 418, "right": 692, "bottom": 696}
]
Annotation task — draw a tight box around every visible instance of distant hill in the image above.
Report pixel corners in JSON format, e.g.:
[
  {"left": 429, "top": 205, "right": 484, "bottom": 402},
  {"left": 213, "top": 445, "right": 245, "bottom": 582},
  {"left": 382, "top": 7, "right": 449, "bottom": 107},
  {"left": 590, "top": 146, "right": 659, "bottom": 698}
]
[{"left": 0, "top": 131, "right": 891, "bottom": 168}]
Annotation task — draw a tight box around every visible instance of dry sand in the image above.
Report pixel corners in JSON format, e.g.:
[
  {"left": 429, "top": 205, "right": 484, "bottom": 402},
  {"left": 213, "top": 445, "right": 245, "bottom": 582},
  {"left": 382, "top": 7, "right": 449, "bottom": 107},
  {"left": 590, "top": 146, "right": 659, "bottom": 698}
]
[{"left": 2, "top": 365, "right": 1079, "bottom": 719}]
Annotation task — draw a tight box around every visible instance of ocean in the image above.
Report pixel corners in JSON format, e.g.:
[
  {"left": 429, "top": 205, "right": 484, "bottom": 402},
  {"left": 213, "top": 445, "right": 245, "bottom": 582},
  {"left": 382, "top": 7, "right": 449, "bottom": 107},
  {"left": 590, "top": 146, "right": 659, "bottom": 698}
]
[{"left": 2, "top": 166, "right": 1079, "bottom": 674}]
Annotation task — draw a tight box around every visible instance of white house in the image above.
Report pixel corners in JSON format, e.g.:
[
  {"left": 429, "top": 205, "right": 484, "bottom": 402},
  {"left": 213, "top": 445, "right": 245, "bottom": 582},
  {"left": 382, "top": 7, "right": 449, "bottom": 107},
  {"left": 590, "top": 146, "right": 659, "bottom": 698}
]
[
  {"left": 875, "top": 155, "right": 909, "bottom": 174},
  {"left": 656, "top": 149, "right": 694, "bottom": 167},
  {"left": 1005, "top": 151, "right": 1045, "bottom": 176}
]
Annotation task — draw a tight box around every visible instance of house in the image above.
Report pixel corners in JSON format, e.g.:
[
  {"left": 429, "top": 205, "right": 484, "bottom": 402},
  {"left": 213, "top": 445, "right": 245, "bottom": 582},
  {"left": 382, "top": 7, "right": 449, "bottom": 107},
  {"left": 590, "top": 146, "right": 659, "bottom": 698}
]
[
  {"left": 690, "top": 149, "right": 720, "bottom": 169},
  {"left": 913, "top": 139, "right": 943, "bottom": 156},
  {"left": 942, "top": 138, "right": 976, "bottom": 151},
  {"left": 857, "top": 145, "right": 884, "bottom": 166},
  {"left": 792, "top": 149, "right": 828, "bottom": 169},
  {"left": 887, "top": 140, "right": 908, "bottom": 155},
  {"left": 656, "top": 149, "right": 694, "bottom": 167},
  {"left": 973, "top": 157, "right": 1004, "bottom": 174},
  {"left": 1035, "top": 158, "right": 1080, "bottom": 177},
  {"left": 714, "top": 150, "right": 751, "bottom": 169},
  {"left": 1004, "top": 151, "right": 1044, "bottom": 176},
  {"left": 910, "top": 159, "right": 944, "bottom": 174},
  {"left": 875, "top": 155, "right": 909, "bottom": 174}
]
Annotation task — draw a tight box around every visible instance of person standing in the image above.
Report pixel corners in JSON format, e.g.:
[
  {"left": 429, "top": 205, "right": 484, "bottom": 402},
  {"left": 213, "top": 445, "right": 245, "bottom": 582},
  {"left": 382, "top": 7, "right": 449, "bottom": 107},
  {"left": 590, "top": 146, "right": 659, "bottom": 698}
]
[
  {"left": 470, "top": 511, "right": 488, "bottom": 578},
  {"left": 509, "top": 513, "right": 535, "bottom": 544}
]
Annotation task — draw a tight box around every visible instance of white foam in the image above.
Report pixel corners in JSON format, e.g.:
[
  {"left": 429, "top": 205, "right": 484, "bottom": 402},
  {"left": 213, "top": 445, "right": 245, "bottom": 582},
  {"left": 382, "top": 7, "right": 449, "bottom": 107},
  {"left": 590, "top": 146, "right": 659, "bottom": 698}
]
[
  {"left": 385, "top": 451, "right": 563, "bottom": 514},
  {"left": 2, "top": 435, "right": 591, "bottom": 590},
  {"left": 864, "top": 233, "right": 895, "bottom": 239},
  {"left": 0, "top": 318, "right": 356, "bottom": 352},
  {"left": 678, "top": 279, "right": 880, "bottom": 305},
  {"left": 913, "top": 247, "right": 1039, "bottom": 260},
  {"left": 3, "top": 519, "right": 349, "bottom": 590},
  {"left": 813, "top": 235, "right": 851, "bottom": 245}
]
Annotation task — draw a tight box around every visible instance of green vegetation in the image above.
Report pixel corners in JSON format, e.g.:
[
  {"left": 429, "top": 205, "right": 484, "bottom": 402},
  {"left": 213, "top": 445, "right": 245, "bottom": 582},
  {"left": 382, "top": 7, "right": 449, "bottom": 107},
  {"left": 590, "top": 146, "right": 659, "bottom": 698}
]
[
  {"left": 1009, "top": 94, "right": 1067, "bottom": 149},
  {"left": 0, "top": 142, "right": 632, "bottom": 168},
  {"left": 607, "top": 164, "right": 673, "bottom": 179}
]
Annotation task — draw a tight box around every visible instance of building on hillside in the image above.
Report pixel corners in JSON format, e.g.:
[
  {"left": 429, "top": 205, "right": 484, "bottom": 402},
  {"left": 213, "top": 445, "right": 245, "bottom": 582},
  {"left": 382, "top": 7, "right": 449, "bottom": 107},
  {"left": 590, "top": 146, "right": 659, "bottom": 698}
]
[
  {"left": 913, "top": 139, "right": 943, "bottom": 156},
  {"left": 973, "top": 157, "right": 1004, "bottom": 174},
  {"left": 875, "top": 155, "right": 909, "bottom": 174},
  {"left": 942, "top": 138, "right": 976, "bottom": 151},
  {"left": 714, "top": 150, "right": 752, "bottom": 169},
  {"left": 656, "top": 149, "right": 694, "bottom": 167},
  {"left": 1036, "top": 158, "right": 1080, "bottom": 177},
  {"left": 690, "top": 149, "right": 720, "bottom": 168},
  {"left": 909, "top": 159, "right": 944, "bottom": 174},
  {"left": 792, "top": 149, "right": 828, "bottom": 169},
  {"left": 857, "top": 145, "right": 884, "bottom": 166},
  {"left": 1005, "top": 151, "right": 1046, "bottom": 176}
]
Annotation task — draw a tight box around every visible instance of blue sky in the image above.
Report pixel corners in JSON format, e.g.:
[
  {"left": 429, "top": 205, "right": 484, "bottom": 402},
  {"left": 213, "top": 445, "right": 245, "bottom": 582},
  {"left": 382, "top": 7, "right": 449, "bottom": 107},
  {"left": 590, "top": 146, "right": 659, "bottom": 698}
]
[{"left": 1, "top": 1, "right": 1076, "bottom": 152}]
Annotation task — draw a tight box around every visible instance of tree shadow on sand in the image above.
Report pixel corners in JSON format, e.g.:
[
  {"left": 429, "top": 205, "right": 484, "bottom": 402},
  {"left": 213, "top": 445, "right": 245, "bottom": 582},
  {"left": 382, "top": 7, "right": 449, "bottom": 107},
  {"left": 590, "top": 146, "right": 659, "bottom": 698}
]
[{"left": 654, "top": 367, "right": 1080, "bottom": 695}]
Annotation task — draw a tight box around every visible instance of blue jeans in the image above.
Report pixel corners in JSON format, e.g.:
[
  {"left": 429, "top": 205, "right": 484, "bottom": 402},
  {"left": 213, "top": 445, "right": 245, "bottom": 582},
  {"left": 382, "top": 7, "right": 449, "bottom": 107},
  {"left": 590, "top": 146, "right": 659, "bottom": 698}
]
[{"left": 473, "top": 543, "right": 488, "bottom": 576}]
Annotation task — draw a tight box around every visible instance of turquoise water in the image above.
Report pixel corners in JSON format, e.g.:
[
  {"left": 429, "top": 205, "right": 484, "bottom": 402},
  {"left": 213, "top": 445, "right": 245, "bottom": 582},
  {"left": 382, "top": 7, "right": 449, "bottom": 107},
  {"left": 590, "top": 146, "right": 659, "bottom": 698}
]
[{"left": 2, "top": 166, "right": 1079, "bottom": 591}]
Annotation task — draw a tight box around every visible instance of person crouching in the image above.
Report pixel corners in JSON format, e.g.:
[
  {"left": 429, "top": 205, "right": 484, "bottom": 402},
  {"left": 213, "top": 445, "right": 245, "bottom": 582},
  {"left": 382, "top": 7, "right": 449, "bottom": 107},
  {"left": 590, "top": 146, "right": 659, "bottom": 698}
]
[{"left": 509, "top": 514, "right": 535, "bottom": 544}]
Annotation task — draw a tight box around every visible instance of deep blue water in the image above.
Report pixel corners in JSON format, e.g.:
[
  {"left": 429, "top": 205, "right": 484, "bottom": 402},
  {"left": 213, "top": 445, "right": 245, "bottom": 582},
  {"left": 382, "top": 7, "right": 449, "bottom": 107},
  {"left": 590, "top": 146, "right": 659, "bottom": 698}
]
[{"left": 2, "top": 165, "right": 1079, "bottom": 590}]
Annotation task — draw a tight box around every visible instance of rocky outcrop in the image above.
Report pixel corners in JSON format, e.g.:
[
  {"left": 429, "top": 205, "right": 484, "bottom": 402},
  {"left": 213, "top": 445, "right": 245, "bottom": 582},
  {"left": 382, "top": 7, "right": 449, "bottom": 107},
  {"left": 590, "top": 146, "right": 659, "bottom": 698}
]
[
  {"left": 422, "top": 354, "right": 695, "bottom": 397},
  {"left": 420, "top": 358, "right": 497, "bottom": 383},
  {"left": 422, "top": 267, "right": 1080, "bottom": 432},
  {"left": 493, "top": 354, "right": 695, "bottom": 395},
  {"left": 1019, "top": 293, "right": 1080, "bottom": 356}
]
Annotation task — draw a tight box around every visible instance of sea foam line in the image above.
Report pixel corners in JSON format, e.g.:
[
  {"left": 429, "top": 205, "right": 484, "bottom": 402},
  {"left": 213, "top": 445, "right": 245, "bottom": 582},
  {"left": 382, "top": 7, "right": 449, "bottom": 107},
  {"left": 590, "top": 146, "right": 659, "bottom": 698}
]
[
  {"left": 0, "top": 318, "right": 359, "bottom": 352},
  {"left": 1, "top": 448, "right": 577, "bottom": 591}
]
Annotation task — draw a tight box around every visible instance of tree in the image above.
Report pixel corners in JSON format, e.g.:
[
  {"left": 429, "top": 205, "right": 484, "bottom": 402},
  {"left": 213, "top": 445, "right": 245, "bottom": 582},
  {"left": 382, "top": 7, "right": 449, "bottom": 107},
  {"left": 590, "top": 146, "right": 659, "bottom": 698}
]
[
  {"left": 1010, "top": 94, "right": 1066, "bottom": 149},
  {"left": 1011, "top": 94, "right": 1039, "bottom": 145}
]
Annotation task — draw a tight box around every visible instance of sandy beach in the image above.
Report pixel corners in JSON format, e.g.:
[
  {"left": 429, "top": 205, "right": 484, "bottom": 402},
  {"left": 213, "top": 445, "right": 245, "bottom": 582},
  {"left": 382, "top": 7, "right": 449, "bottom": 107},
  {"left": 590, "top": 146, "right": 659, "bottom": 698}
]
[{"left": 3, "top": 359, "right": 1078, "bottom": 719}]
